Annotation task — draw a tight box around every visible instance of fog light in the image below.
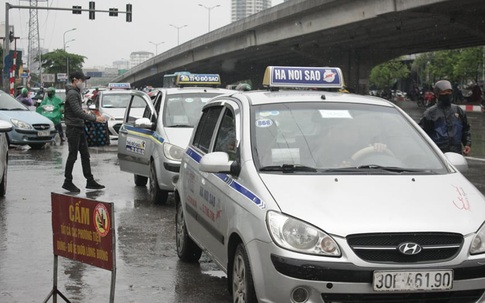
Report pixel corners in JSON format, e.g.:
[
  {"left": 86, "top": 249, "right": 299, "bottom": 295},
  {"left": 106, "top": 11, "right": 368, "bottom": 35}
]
[{"left": 291, "top": 287, "right": 309, "bottom": 303}]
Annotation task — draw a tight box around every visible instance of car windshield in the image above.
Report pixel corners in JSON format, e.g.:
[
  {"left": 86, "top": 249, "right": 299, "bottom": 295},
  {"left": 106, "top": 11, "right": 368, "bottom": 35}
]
[
  {"left": 0, "top": 91, "right": 29, "bottom": 110},
  {"left": 252, "top": 102, "right": 448, "bottom": 174},
  {"left": 101, "top": 94, "right": 145, "bottom": 108},
  {"left": 163, "top": 93, "right": 220, "bottom": 127}
]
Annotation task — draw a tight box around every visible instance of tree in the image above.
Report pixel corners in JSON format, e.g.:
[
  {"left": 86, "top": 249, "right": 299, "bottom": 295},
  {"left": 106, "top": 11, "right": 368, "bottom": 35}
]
[
  {"left": 369, "top": 59, "right": 410, "bottom": 90},
  {"left": 38, "top": 49, "right": 87, "bottom": 75}
]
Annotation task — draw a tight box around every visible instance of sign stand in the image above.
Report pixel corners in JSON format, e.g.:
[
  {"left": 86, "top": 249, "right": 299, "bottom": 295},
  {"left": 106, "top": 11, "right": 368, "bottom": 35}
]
[{"left": 43, "top": 193, "right": 116, "bottom": 303}]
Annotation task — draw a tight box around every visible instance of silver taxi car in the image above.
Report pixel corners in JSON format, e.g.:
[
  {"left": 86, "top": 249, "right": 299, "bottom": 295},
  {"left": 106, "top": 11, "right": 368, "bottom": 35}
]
[
  {"left": 117, "top": 74, "right": 234, "bottom": 204},
  {"left": 175, "top": 66, "right": 485, "bottom": 303}
]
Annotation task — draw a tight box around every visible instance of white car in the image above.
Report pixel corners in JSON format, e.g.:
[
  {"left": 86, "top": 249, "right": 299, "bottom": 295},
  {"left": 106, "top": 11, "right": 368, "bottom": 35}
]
[
  {"left": 175, "top": 66, "right": 485, "bottom": 303},
  {"left": 0, "top": 120, "right": 12, "bottom": 196},
  {"left": 117, "top": 73, "right": 235, "bottom": 204},
  {"left": 91, "top": 90, "right": 149, "bottom": 138}
]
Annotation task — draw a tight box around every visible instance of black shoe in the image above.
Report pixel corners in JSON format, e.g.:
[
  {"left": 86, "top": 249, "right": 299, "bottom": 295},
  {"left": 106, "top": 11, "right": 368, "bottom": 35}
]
[
  {"left": 62, "top": 181, "right": 80, "bottom": 192},
  {"left": 86, "top": 179, "right": 105, "bottom": 190}
]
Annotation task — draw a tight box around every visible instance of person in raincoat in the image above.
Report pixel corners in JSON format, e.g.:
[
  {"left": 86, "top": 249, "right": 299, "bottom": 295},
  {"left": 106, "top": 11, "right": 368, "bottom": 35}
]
[
  {"left": 16, "top": 87, "right": 33, "bottom": 106},
  {"left": 36, "top": 87, "right": 65, "bottom": 141}
]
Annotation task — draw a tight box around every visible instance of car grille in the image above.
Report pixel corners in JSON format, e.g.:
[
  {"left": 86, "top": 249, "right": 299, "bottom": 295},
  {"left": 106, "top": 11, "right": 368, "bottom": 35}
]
[
  {"left": 32, "top": 124, "right": 51, "bottom": 131},
  {"left": 321, "top": 289, "right": 485, "bottom": 303},
  {"left": 347, "top": 233, "right": 463, "bottom": 263}
]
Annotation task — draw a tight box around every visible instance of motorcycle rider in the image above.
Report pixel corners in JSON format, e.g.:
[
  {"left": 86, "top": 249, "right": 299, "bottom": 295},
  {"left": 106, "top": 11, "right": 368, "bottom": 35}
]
[
  {"left": 36, "top": 87, "right": 65, "bottom": 142},
  {"left": 419, "top": 80, "right": 471, "bottom": 155},
  {"left": 16, "top": 87, "right": 33, "bottom": 107}
]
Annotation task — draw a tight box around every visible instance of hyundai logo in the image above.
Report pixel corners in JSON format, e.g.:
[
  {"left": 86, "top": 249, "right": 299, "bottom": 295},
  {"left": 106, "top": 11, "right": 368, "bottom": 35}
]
[{"left": 398, "top": 242, "right": 422, "bottom": 255}]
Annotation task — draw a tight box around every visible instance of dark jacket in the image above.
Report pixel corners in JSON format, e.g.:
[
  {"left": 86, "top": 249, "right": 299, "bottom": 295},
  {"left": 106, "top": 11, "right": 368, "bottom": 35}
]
[
  {"left": 64, "top": 84, "right": 96, "bottom": 127},
  {"left": 419, "top": 102, "right": 471, "bottom": 154}
]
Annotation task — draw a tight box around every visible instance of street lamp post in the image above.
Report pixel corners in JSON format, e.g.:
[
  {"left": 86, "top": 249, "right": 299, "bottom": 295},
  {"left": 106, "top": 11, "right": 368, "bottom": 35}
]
[
  {"left": 198, "top": 4, "right": 220, "bottom": 32},
  {"left": 63, "top": 28, "right": 76, "bottom": 51},
  {"left": 149, "top": 41, "right": 165, "bottom": 56},
  {"left": 64, "top": 39, "right": 76, "bottom": 77},
  {"left": 169, "top": 24, "right": 188, "bottom": 46}
]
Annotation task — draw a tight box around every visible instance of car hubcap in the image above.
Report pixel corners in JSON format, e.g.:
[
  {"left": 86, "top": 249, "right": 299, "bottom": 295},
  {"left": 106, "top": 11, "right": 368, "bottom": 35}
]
[{"left": 233, "top": 254, "right": 246, "bottom": 303}]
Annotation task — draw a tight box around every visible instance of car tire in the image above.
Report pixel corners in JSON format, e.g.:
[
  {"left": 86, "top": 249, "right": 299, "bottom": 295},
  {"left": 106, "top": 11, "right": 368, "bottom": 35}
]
[
  {"left": 176, "top": 201, "right": 202, "bottom": 262},
  {"left": 134, "top": 174, "right": 148, "bottom": 186},
  {"left": 29, "top": 143, "right": 45, "bottom": 150},
  {"left": 149, "top": 161, "right": 168, "bottom": 204},
  {"left": 0, "top": 160, "right": 8, "bottom": 197},
  {"left": 232, "top": 243, "right": 257, "bottom": 303}
]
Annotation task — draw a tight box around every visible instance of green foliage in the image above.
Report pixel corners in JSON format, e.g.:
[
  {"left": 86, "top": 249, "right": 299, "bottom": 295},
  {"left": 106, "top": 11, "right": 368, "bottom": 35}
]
[
  {"left": 411, "top": 46, "right": 484, "bottom": 85},
  {"left": 370, "top": 59, "right": 410, "bottom": 89},
  {"left": 37, "top": 49, "right": 87, "bottom": 75}
]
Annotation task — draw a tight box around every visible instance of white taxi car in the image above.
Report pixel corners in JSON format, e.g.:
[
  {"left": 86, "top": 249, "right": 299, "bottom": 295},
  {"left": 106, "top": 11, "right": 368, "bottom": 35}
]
[
  {"left": 90, "top": 85, "right": 149, "bottom": 138},
  {"left": 175, "top": 66, "right": 485, "bottom": 303},
  {"left": 117, "top": 74, "right": 234, "bottom": 204}
]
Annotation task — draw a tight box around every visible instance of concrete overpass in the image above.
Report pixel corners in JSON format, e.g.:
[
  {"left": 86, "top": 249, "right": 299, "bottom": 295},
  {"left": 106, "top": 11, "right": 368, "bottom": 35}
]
[{"left": 112, "top": 0, "right": 485, "bottom": 93}]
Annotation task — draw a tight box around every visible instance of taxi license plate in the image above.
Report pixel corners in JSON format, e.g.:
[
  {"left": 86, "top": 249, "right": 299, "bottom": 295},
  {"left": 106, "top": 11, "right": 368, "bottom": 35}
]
[
  {"left": 37, "top": 130, "right": 50, "bottom": 137},
  {"left": 373, "top": 270, "right": 453, "bottom": 291}
]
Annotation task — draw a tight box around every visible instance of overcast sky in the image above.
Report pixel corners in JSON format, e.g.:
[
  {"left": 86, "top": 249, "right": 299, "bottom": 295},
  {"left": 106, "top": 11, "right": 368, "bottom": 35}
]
[{"left": 2, "top": 0, "right": 284, "bottom": 68}]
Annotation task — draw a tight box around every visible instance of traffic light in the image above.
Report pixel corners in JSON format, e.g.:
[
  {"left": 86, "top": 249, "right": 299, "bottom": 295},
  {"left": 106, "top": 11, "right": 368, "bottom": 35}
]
[
  {"left": 126, "top": 4, "right": 132, "bottom": 22},
  {"left": 72, "top": 5, "right": 81, "bottom": 14},
  {"left": 89, "top": 1, "right": 95, "bottom": 20},
  {"left": 109, "top": 8, "right": 118, "bottom": 17}
]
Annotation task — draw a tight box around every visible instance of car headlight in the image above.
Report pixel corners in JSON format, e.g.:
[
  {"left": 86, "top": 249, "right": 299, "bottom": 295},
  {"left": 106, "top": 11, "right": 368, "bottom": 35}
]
[
  {"left": 163, "top": 143, "right": 184, "bottom": 161},
  {"left": 470, "top": 222, "right": 485, "bottom": 255},
  {"left": 266, "top": 211, "right": 341, "bottom": 256},
  {"left": 10, "top": 118, "right": 33, "bottom": 130}
]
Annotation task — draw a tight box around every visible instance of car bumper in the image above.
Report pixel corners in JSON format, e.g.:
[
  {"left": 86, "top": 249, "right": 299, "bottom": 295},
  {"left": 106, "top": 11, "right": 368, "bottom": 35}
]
[
  {"left": 8, "top": 129, "right": 56, "bottom": 145},
  {"left": 157, "top": 158, "right": 181, "bottom": 192},
  {"left": 246, "top": 240, "right": 485, "bottom": 303}
]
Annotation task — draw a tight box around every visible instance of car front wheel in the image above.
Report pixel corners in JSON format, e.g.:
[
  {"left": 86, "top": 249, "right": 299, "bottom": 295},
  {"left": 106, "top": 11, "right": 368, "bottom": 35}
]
[
  {"left": 134, "top": 174, "right": 148, "bottom": 186},
  {"left": 149, "top": 161, "right": 168, "bottom": 204},
  {"left": 176, "top": 201, "right": 202, "bottom": 262},
  {"left": 232, "top": 244, "right": 257, "bottom": 303},
  {"left": 0, "top": 160, "right": 7, "bottom": 197}
]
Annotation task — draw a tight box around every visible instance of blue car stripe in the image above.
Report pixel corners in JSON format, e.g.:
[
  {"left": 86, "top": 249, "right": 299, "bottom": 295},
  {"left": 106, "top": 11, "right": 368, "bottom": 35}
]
[
  {"left": 186, "top": 147, "right": 265, "bottom": 209},
  {"left": 125, "top": 125, "right": 165, "bottom": 144}
]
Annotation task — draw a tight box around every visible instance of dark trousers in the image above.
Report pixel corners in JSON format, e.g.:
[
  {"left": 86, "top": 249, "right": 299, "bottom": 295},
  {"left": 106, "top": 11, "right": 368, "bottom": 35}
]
[
  {"left": 64, "top": 125, "right": 93, "bottom": 182},
  {"left": 55, "top": 122, "right": 64, "bottom": 139}
]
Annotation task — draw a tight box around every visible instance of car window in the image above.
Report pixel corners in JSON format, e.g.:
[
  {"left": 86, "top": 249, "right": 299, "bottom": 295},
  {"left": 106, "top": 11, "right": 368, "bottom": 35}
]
[
  {"left": 252, "top": 102, "right": 447, "bottom": 173},
  {"left": 101, "top": 94, "right": 133, "bottom": 108},
  {"left": 163, "top": 93, "right": 220, "bottom": 127},
  {"left": 0, "top": 91, "right": 29, "bottom": 110},
  {"left": 214, "top": 108, "right": 237, "bottom": 160},
  {"left": 192, "top": 106, "right": 223, "bottom": 153}
]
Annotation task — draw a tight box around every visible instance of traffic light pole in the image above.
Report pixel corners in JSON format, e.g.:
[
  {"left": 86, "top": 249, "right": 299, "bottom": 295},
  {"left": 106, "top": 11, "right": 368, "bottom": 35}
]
[{"left": 2, "top": 2, "right": 132, "bottom": 93}]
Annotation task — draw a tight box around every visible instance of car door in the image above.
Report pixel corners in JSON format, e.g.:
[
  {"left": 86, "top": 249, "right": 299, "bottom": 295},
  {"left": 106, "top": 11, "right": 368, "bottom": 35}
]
[
  {"left": 183, "top": 101, "right": 240, "bottom": 265},
  {"left": 117, "top": 92, "right": 159, "bottom": 177}
]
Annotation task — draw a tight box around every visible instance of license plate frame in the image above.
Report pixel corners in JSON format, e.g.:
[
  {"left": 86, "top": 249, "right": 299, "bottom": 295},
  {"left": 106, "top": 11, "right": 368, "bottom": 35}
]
[
  {"left": 373, "top": 270, "right": 453, "bottom": 292},
  {"left": 37, "top": 130, "right": 50, "bottom": 137}
]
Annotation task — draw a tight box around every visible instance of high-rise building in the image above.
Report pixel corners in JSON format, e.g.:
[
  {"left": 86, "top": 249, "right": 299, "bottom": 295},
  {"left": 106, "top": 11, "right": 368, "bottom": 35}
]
[{"left": 231, "top": 0, "right": 272, "bottom": 22}]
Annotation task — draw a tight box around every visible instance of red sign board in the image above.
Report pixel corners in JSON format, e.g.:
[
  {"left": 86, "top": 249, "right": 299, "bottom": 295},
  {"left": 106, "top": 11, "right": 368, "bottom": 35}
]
[{"left": 51, "top": 193, "right": 114, "bottom": 271}]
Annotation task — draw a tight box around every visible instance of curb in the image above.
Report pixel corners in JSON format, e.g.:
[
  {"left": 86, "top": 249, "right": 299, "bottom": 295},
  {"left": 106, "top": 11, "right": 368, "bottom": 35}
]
[{"left": 458, "top": 104, "right": 483, "bottom": 113}]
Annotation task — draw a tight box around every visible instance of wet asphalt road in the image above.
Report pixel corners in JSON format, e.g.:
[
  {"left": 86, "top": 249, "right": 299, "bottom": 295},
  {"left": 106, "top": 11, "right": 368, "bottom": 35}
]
[{"left": 0, "top": 99, "right": 484, "bottom": 303}]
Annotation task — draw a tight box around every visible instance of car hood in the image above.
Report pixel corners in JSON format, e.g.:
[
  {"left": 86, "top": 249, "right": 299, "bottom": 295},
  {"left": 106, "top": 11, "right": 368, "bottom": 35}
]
[
  {"left": 260, "top": 173, "right": 485, "bottom": 237},
  {"left": 164, "top": 127, "right": 194, "bottom": 148},
  {"left": 0, "top": 110, "right": 54, "bottom": 125}
]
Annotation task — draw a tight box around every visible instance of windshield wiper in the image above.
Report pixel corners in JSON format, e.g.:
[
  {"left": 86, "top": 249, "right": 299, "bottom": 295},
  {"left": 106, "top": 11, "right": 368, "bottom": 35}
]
[
  {"left": 0, "top": 108, "right": 25, "bottom": 111},
  {"left": 355, "top": 165, "right": 431, "bottom": 173},
  {"left": 168, "top": 124, "right": 193, "bottom": 128},
  {"left": 259, "top": 164, "right": 318, "bottom": 173}
]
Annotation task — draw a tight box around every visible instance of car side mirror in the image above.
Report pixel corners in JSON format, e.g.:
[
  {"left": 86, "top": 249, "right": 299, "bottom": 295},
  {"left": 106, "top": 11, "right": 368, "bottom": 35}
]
[
  {"left": 0, "top": 121, "right": 13, "bottom": 132},
  {"left": 444, "top": 152, "right": 468, "bottom": 173},
  {"left": 135, "top": 117, "right": 155, "bottom": 130},
  {"left": 200, "top": 152, "right": 240, "bottom": 176}
]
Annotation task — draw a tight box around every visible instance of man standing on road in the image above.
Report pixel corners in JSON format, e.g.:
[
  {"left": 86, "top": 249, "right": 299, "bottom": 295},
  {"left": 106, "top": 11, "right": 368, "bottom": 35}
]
[
  {"left": 62, "top": 71, "right": 106, "bottom": 192},
  {"left": 419, "top": 79, "right": 471, "bottom": 155}
]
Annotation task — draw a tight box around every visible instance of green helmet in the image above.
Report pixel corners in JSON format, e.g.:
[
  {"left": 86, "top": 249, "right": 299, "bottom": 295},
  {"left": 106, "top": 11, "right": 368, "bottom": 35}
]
[
  {"left": 21, "top": 87, "right": 28, "bottom": 96},
  {"left": 47, "top": 87, "right": 56, "bottom": 95}
]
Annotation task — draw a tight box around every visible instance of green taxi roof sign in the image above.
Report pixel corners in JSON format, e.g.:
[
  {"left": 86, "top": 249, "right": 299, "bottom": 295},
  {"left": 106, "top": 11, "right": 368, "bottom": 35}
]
[{"left": 175, "top": 74, "right": 221, "bottom": 87}]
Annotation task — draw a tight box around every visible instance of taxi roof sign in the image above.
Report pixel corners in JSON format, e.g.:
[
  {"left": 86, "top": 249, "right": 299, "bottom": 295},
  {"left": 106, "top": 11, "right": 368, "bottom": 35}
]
[
  {"left": 108, "top": 83, "right": 131, "bottom": 90},
  {"left": 175, "top": 74, "right": 221, "bottom": 87},
  {"left": 263, "top": 66, "right": 344, "bottom": 89}
]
